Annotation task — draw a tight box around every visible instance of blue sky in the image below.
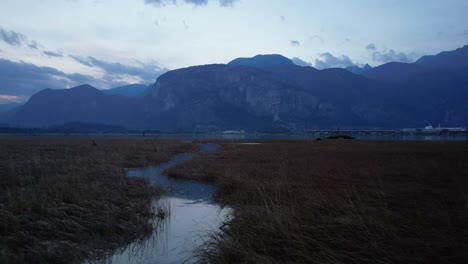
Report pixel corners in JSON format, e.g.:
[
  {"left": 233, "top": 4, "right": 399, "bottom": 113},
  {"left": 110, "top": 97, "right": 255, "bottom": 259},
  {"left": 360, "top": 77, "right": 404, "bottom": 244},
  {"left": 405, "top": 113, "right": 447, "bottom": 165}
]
[{"left": 1, "top": 0, "right": 467, "bottom": 102}]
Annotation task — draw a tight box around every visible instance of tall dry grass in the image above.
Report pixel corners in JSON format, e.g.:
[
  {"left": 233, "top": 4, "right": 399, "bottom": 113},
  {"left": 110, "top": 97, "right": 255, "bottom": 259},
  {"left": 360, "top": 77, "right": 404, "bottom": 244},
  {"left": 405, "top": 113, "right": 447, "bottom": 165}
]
[
  {"left": 0, "top": 137, "right": 195, "bottom": 264},
  {"left": 166, "top": 140, "right": 468, "bottom": 264}
]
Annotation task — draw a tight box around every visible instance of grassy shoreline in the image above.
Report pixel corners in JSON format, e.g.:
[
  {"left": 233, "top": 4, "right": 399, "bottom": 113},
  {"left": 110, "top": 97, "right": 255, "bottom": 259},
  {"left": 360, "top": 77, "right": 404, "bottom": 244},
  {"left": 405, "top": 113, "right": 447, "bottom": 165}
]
[
  {"left": 0, "top": 137, "right": 195, "bottom": 263},
  {"left": 166, "top": 140, "right": 468, "bottom": 263}
]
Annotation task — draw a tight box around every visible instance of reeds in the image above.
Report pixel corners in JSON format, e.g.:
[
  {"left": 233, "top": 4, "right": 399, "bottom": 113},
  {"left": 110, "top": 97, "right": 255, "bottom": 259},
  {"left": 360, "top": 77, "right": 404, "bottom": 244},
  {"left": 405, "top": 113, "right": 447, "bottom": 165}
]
[
  {"left": 167, "top": 140, "right": 468, "bottom": 263},
  {"left": 0, "top": 137, "right": 195, "bottom": 263}
]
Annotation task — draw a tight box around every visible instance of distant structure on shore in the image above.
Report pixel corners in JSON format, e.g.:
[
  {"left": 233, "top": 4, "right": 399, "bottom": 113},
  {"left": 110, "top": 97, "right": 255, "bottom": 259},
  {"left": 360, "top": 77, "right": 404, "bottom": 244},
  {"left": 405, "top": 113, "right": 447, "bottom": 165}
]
[
  {"left": 402, "top": 124, "right": 466, "bottom": 133},
  {"left": 222, "top": 130, "right": 246, "bottom": 134}
]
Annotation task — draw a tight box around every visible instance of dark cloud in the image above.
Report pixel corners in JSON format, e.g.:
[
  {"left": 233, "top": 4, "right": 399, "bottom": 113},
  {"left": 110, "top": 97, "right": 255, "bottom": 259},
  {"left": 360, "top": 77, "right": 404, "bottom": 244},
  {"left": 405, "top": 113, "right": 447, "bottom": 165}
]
[
  {"left": 69, "top": 55, "right": 94, "bottom": 67},
  {"left": 185, "top": 0, "right": 208, "bottom": 5},
  {"left": 0, "top": 56, "right": 166, "bottom": 100},
  {"left": 28, "top": 41, "right": 39, "bottom": 50},
  {"left": 144, "top": 0, "right": 172, "bottom": 6},
  {"left": 366, "top": 43, "right": 377, "bottom": 51},
  {"left": 69, "top": 55, "right": 167, "bottom": 84},
  {"left": 290, "top": 40, "right": 300, "bottom": 47},
  {"left": 314, "top": 53, "right": 355, "bottom": 69},
  {"left": 43, "top": 51, "right": 64, "bottom": 58},
  {"left": 0, "top": 27, "right": 41, "bottom": 50},
  {"left": 365, "top": 44, "right": 415, "bottom": 63},
  {"left": 291, "top": 57, "right": 312, "bottom": 67},
  {"left": 0, "top": 58, "right": 95, "bottom": 98},
  {"left": 144, "top": 0, "right": 238, "bottom": 7},
  {"left": 219, "top": 0, "right": 238, "bottom": 7},
  {"left": 371, "top": 49, "right": 414, "bottom": 63},
  {"left": 0, "top": 27, "right": 26, "bottom": 46}
]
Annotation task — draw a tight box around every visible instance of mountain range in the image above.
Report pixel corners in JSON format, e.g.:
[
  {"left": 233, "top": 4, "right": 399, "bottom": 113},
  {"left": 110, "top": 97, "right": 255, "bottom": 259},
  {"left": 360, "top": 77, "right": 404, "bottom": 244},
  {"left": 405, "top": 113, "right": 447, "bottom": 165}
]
[
  {"left": 1, "top": 45, "right": 467, "bottom": 131},
  {"left": 102, "top": 84, "right": 150, "bottom": 97}
]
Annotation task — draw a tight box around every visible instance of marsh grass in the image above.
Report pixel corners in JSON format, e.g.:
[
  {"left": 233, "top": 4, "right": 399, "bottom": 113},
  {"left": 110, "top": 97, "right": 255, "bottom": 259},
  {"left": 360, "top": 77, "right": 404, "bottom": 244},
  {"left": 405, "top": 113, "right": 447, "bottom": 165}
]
[
  {"left": 167, "top": 140, "right": 468, "bottom": 263},
  {"left": 0, "top": 137, "right": 195, "bottom": 264}
]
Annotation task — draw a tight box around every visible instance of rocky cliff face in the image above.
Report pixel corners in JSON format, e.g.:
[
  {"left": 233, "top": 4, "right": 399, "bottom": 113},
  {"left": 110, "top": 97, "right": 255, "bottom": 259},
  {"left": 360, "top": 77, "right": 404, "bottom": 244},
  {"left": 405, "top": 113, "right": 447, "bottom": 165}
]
[{"left": 144, "top": 64, "right": 321, "bottom": 130}]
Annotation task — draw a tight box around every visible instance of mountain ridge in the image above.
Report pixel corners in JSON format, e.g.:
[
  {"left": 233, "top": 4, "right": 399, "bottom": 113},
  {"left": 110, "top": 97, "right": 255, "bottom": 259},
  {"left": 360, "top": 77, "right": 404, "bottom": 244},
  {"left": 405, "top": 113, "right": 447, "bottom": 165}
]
[{"left": 2, "top": 45, "right": 467, "bottom": 130}]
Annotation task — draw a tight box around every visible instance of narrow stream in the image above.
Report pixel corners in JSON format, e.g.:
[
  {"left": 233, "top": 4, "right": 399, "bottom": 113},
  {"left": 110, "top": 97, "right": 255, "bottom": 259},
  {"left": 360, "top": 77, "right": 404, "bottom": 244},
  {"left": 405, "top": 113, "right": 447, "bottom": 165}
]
[{"left": 106, "top": 143, "right": 231, "bottom": 264}]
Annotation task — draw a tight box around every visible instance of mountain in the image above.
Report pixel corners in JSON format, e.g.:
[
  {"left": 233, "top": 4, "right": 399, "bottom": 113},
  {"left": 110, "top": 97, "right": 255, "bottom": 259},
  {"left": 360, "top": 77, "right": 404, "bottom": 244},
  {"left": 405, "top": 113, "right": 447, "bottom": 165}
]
[
  {"left": 0, "top": 102, "right": 21, "bottom": 112},
  {"left": 144, "top": 61, "right": 414, "bottom": 130},
  {"left": 2, "top": 45, "right": 467, "bottom": 131},
  {"left": 3, "top": 85, "right": 143, "bottom": 128},
  {"left": 363, "top": 62, "right": 427, "bottom": 81},
  {"left": 345, "top": 64, "right": 372, "bottom": 75},
  {"left": 416, "top": 45, "right": 468, "bottom": 71},
  {"left": 144, "top": 64, "right": 315, "bottom": 131},
  {"left": 362, "top": 46, "right": 468, "bottom": 125},
  {"left": 228, "top": 54, "right": 295, "bottom": 70},
  {"left": 102, "top": 84, "right": 149, "bottom": 97},
  {"left": 365, "top": 45, "right": 468, "bottom": 81}
]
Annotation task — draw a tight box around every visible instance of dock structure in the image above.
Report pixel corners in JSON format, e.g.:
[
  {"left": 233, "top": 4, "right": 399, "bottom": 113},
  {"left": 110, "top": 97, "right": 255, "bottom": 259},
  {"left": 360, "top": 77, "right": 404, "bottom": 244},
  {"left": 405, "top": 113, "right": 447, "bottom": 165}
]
[{"left": 304, "top": 129, "right": 467, "bottom": 136}]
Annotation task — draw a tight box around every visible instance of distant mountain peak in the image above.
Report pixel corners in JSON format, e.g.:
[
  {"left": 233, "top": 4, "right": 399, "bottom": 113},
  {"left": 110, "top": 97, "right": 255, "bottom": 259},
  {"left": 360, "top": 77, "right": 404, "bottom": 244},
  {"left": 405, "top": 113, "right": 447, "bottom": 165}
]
[
  {"left": 345, "top": 64, "right": 372, "bottom": 75},
  {"left": 103, "top": 84, "right": 149, "bottom": 97},
  {"left": 72, "top": 84, "right": 98, "bottom": 91},
  {"left": 416, "top": 44, "right": 468, "bottom": 70},
  {"left": 228, "top": 54, "right": 294, "bottom": 69}
]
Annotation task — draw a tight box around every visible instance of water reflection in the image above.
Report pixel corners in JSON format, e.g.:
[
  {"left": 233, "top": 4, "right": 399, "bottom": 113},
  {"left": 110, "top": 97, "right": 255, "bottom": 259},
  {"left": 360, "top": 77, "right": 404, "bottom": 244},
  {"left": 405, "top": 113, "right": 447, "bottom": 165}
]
[{"left": 105, "top": 143, "right": 231, "bottom": 264}]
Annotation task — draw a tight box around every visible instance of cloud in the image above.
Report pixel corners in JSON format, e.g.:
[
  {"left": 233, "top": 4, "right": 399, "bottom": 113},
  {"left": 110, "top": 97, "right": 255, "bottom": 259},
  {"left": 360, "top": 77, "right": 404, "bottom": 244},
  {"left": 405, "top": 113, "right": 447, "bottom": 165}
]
[
  {"left": 185, "top": 0, "right": 208, "bottom": 5},
  {"left": 0, "top": 27, "right": 27, "bottom": 46},
  {"left": 291, "top": 57, "right": 312, "bottom": 67},
  {"left": 43, "top": 50, "right": 63, "bottom": 58},
  {"left": 309, "top": 35, "right": 324, "bottom": 44},
  {"left": 28, "top": 41, "right": 39, "bottom": 50},
  {"left": 69, "top": 55, "right": 167, "bottom": 84},
  {"left": 0, "top": 94, "right": 22, "bottom": 104},
  {"left": 314, "top": 53, "right": 355, "bottom": 69},
  {"left": 144, "top": 0, "right": 238, "bottom": 7},
  {"left": 280, "top": 16, "right": 285, "bottom": 22},
  {"left": 371, "top": 49, "right": 414, "bottom": 63},
  {"left": 365, "top": 44, "right": 415, "bottom": 64},
  {"left": 0, "top": 56, "right": 164, "bottom": 100},
  {"left": 219, "top": 0, "right": 238, "bottom": 7},
  {"left": 366, "top": 43, "right": 376, "bottom": 51},
  {"left": 182, "top": 20, "right": 190, "bottom": 29},
  {"left": 0, "top": 58, "right": 96, "bottom": 98},
  {"left": 0, "top": 27, "right": 40, "bottom": 50},
  {"left": 0, "top": 94, "right": 18, "bottom": 101},
  {"left": 290, "top": 40, "right": 300, "bottom": 47}
]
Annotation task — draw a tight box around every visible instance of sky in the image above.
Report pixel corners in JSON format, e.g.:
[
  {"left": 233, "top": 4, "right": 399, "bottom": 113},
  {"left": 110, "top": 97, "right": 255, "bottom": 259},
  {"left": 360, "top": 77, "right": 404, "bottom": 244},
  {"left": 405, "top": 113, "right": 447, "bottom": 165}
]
[{"left": 1, "top": 0, "right": 468, "bottom": 103}]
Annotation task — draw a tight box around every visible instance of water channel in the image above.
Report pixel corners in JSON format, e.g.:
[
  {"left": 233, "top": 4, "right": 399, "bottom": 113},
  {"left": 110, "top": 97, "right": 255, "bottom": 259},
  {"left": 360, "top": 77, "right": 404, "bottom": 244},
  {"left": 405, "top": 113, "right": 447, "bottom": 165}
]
[{"left": 106, "top": 143, "right": 231, "bottom": 264}]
